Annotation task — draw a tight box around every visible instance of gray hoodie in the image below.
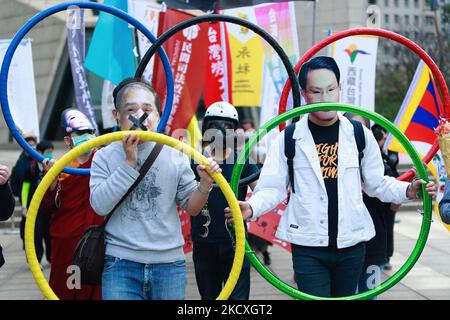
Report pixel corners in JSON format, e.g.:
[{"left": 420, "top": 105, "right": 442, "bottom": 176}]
[{"left": 89, "top": 141, "right": 197, "bottom": 264}]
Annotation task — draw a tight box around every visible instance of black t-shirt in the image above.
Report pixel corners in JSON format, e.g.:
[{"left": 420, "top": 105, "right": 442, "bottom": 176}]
[
  {"left": 308, "top": 119, "right": 339, "bottom": 248},
  {"left": 191, "top": 149, "right": 259, "bottom": 243}
]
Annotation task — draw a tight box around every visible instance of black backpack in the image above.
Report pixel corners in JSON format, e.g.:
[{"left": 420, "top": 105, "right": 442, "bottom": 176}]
[{"left": 284, "top": 119, "right": 366, "bottom": 194}]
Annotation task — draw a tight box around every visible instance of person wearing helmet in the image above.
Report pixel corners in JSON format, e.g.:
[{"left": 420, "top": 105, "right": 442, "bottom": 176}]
[
  {"left": 41, "top": 108, "right": 103, "bottom": 300},
  {"left": 191, "top": 101, "right": 259, "bottom": 300},
  {"left": 89, "top": 78, "right": 220, "bottom": 300}
]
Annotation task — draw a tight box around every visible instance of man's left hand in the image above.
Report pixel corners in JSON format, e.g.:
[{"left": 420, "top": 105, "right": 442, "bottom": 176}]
[{"left": 406, "top": 179, "right": 436, "bottom": 200}]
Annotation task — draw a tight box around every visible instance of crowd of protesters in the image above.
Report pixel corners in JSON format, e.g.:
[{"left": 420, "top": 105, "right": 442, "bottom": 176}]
[{"left": 0, "top": 56, "right": 441, "bottom": 301}]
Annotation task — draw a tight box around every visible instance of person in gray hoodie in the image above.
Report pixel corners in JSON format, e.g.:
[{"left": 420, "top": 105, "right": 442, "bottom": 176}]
[{"left": 89, "top": 78, "right": 221, "bottom": 300}]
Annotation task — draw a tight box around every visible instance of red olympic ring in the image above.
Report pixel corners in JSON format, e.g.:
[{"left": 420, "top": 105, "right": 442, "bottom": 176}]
[{"left": 278, "top": 28, "right": 449, "bottom": 181}]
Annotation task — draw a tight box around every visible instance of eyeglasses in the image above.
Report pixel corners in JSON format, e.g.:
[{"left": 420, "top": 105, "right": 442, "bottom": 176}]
[{"left": 305, "top": 86, "right": 339, "bottom": 98}]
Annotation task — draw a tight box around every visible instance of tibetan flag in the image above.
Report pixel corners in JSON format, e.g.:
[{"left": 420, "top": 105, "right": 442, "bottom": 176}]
[
  {"left": 385, "top": 60, "right": 443, "bottom": 154},
  {"left": 385, "top": 60, "right": 449, "bottom": 232}
]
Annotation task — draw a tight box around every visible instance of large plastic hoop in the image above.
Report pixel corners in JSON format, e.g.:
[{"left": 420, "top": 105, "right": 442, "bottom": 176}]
[
  {"left": 0, "top": 1, "right": 174, "bottom": 176},
  {"left": 231, "top": 103, "right": 432, "bottom": 300},
  {"left": 136, "top": 14, "right": 301, "bottom": 187},
  {"left": 25, "top": 131, "right": 245, "bottom": 300},
  {"left": 277, "top": 28, "right": 449, "bottom": 182}
]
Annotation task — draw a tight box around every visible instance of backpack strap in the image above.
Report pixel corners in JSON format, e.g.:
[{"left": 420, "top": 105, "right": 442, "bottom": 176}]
[
  {"left": 284, "top": 120, "right": 366, "bottom": 193},
  {"left": 284, "top": 124, "right": 297, "bottom": 194},
  {"left": 349, "top": 119, "right": 366, "bottom": 182}
]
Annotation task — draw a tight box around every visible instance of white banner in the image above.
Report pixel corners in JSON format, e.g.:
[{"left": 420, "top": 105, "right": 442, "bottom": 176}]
[
  {"left": 0, "top": 39, "right": 40, "bottom": 139},
  {"left": 331, "top": 35, "right": 378, "bottom": 111},
  {"left": 101, "top": 80, "right": 117, "bottom": 129},
  {"left": 127, "top": 0, "right": 161, "bottom": 83}
]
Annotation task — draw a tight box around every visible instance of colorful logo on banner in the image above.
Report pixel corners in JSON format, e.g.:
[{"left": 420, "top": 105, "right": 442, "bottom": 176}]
[
  {"left": 331, "top": 35, "right": 378, "bottom": 111},
  {"left": 151, "top": 9, "right": 208, "bottom": 135},
  {"left": 385, "top": 60, "right": 449, "bottom": 231},
  {"left": 225, "top": 7, "right": 264, "bottom": 107},
  {"left": 344, "top": 44, "right": 370, "bottom": 64}
]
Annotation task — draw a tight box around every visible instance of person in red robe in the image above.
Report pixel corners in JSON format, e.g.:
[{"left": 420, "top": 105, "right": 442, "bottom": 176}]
[{"left": 41, "top": 109, "right": 103, "bottom": 300}]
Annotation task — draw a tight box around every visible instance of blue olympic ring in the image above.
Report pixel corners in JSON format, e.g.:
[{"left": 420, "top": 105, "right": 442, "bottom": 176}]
[{"left": 0, "top": 1, "right": 174, "bottom": 175}]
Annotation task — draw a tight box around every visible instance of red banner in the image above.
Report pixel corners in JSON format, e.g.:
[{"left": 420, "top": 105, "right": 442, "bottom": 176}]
[
  {"left": 203, "top": 22, "right": 233, "bottom": 106},
  {"left": 179, "top": 209, "right": 193, "bottom": 254},
  {"left": 247, "top": 197, "right": 291, "bottom": 252},
  {"left": 152, "top": 9, "right": 208, "bottom": 135}
]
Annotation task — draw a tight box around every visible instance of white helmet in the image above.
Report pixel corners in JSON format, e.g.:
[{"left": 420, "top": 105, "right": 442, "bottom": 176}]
[{"left": 204, "top": 101, "right": 239, "bottom": 123}]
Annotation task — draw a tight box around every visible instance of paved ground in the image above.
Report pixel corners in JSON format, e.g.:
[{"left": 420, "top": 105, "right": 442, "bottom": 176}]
[
  {"left": 1, "top": 208, "right": 450, "bottom": 300},
  {"left": 1, "top": 146, "right": 450, "bottom": 300}
]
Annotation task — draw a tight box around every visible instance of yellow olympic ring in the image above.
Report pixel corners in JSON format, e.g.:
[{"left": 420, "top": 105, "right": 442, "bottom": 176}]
[{"left": 25, "top": 131, "right": 245, "bottom": 300}]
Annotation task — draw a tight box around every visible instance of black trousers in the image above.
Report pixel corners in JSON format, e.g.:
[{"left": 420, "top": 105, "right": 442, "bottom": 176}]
[
  {"left": 386, "top": 209, "right": 396, "bottom": 259},
  {"left": 20, "top": 213, "right": 51, "bottom": 263},
  {"left": 193, "top": 241, "right": 250, "bottom": 300}
]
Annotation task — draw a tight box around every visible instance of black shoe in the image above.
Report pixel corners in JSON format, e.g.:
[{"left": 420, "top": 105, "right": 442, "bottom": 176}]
[
  {"left": 263, "top": 252, "right": 271, "bottom": 266},
  {"left": 384, "top": 262, "right": 392, "bottom": 271}
]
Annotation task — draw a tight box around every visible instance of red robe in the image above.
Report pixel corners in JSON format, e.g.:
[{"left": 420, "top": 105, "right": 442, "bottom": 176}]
[{"left": 42, "top": 152, "right": 104, "bottom": 300}]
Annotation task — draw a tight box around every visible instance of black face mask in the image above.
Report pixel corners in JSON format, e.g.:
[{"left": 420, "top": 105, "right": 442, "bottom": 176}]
[{"left": 203, "top": 119, "right": 237, "bottom": 150}]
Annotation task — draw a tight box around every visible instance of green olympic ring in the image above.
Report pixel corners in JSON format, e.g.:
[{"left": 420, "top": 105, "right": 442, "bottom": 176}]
[{"left": 230, "top": 103, "right": 432, "bottom": 300}]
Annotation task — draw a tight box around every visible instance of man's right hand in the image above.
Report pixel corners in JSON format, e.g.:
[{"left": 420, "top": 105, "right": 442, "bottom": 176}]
[
  {"left": 224, "top": 201, "right": 253, "bottom": 224},
  {"left": 42, "top": 159, "right": 59, "bottom": 191},
  {"left": 123, "top": 133, "right": 140, "bottom": 168}
]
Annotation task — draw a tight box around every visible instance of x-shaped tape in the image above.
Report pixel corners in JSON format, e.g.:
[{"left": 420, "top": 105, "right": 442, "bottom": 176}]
[{"left": 128, "top": 113, "right": 149, "bottom": 131}]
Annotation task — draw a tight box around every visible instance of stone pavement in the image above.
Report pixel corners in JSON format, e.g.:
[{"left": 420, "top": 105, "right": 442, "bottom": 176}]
[
  {"left": 1, "top": 146, "right": 450, "bottom": 300},
  {"left": 1, "top": 209, "right": 449, "bottom": 300}
]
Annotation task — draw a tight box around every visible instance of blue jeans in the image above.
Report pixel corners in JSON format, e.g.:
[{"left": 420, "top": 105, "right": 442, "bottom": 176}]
[
  {"left": 357, "top": 264, "right": 383, "bottom": 300},
  {"left": 292, "top": 243, "right": 366, "bottom": 298},
  {"left": 102, "top": 255, "right": 187, "bottom": 300}
]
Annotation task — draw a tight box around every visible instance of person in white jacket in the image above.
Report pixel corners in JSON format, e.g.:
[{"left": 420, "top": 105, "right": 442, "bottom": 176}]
[{"left": 225, "top": 56, "right": 435, "bottom": 298}]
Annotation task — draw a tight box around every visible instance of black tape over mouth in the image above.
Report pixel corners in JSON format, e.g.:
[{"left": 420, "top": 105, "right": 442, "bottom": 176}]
[{"left": 128, "top": 113, "right": 149, "bottom": 131}]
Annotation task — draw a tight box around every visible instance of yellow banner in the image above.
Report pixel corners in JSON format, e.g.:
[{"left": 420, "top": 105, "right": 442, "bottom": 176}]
[{"left": 225, "top": 7, "right": 264, "bottom": 107}]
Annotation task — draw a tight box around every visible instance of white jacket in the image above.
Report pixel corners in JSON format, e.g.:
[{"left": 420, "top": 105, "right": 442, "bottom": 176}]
[{"left": 247, "top": 114, "right": 410, "bottom": 249}]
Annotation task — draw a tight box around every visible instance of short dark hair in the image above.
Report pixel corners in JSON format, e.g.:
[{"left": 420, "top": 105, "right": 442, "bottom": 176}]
[
  {"left": 298, "top": 56, "right": 341, "bottom": 90},
  {"left": 24, "top": 137, "right": 37, "bottom": 144},
  {"left": 240, "top": 119, "right": 255, "bottom": 128},
  {"left": 113, "top": 77, "right": 161, "bottom": 114},
  {"left": 371, "top": 124, "right": 387, "bottom": 142},
  {"left": 36, "top": 140, "right": 54, "bottom": 153}
]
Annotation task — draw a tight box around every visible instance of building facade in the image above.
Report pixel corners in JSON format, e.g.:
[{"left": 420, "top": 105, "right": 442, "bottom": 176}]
[{"left": 0, "top": 0, "right": 446, "bottom": 144}]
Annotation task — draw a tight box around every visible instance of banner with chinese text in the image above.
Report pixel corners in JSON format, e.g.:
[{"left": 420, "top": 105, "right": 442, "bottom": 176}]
[
  {"left": 331, "top": 35, "right": 378, "bottom": 111},
  {"left": 224, "top": 6, "right": 264, "bottom": 107},
  {"left": 204, "top": 22, "right": 233, "bottom": 107},
  {"left": 152, "top": 9, "right": 208, "bottom": 135}
]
